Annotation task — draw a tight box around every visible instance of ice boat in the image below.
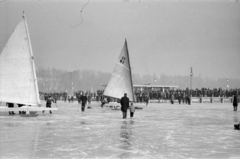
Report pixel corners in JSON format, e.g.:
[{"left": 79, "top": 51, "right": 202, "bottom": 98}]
[
  {"left": 103, "top": 39, "right": 144, "bottom": 109},
  {"left": 0, "top": 12, "right": 57, "bottom": 114}
]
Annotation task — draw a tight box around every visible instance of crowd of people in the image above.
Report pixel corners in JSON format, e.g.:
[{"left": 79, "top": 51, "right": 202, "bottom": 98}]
[
  {"left": 7, "top": 87, "right": 239, "bottom": 117},
  {"left": 134, "top": 88, "right": 240, "bottom": 103},
  {"left": 39, "top": 87, "right": 239, "bottom": 104},
  {"left": 39, "top": 90, "right": 105, "bottom": 103},
  {"left": 39, "top": 90, "right": 105, "bottom": 112}
]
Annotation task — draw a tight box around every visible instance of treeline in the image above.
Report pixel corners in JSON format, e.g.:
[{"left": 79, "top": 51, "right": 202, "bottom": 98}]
[{"left": 36, "top": 67, "right": 240, "bottom": 93}]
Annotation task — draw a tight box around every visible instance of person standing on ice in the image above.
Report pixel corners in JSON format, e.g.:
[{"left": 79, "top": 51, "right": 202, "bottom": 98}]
[
  {"left": 145, "top": 94, "right": 149, "bottom": 106},
  {"left": 120, "top": 93, "right": 129, "bottom": 119},
  {"left": 43, "top": 96, "right": 55, "bottom": 114},
  {"left": 233, "top": 93, "right": 238, "bottom": 111},
  {"left": 170, "top": 92, "right": 175, "bottom": 104},
  {"left": 129, "top": 102, "right": 135, "bottom": 119},
  {"left": 80, "top": 94, "right": 87, "bottom": 112}
]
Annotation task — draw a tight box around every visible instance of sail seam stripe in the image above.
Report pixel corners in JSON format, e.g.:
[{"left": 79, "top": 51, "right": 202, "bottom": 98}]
[
  {"left": 116, "top": 62, "right": 130, "bottom": 71},
  {"left": 112, "top": 73, "right": 123, "bottom": 79},
  {"left": 0, "top": 72, "right": 35, "bottom": 75},
  {"left": 0, "top": 58, "right": 33, "bottom": 61}
]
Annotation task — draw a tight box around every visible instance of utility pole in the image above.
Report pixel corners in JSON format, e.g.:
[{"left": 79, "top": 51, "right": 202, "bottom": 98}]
[
  {"left": 69, "top": 71, "right": 74, "bottom": 96},
  {"left": 71, "top": 72, "right": 74, "bottom": 96},
  {"left": 226, "top": 79, "right": 229, "bottom": 90},
  {"left": 153, "top": 73, "right": 157, "bottom": 85},
  {"left": 190, "top": 67, "right": 193, "bottom": 105}
]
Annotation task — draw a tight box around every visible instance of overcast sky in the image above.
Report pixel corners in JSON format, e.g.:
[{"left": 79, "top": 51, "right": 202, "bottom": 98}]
[{"left": 0, "top": 0, "right": 240, "bottom": 79}]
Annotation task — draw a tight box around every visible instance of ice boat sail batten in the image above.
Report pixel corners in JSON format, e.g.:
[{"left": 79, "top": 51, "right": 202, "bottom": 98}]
[
  {"left": 103, "top": 39, "right": 134, "bottom": 102},
  {"left": 23, "top": 14, "right": 40, "bottom": 106}
]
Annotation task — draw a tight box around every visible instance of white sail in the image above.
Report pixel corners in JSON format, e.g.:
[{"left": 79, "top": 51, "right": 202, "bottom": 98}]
[
  {"left": 103, "top": 39, "right": 134, "bottom": 101},
  {"left": 0, "top": 14, "right": 40, "bottom": 106}
]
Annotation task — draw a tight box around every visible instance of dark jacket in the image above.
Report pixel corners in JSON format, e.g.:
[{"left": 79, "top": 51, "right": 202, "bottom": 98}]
[
  {"left": 120, "top": 96, "right": 129, "bottom": 112},
  {"left": 233, "top": 95, "right": 238, "bottom": 107},
  {"left": 46, "top": 98, "right": 55, "bottom": 107},
  {"left": 80, "top": 96, "right": 87, "bottom": 103}
]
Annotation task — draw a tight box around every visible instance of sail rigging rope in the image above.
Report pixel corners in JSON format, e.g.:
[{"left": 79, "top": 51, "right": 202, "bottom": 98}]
[{"left": 27, "top": 79, "right": 32, "bottom": 106}]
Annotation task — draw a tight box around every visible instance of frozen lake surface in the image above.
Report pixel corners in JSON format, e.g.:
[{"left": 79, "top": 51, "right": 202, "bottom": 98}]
[{"left": 0, "top": 101, "right": 240, "bottom": 159}]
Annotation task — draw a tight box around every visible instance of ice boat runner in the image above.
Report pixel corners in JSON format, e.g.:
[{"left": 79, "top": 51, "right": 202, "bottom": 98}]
[
  {"left": 103, "top": 39, "right": 143, "bottom": 109},
  {"left": 0, "top": 12, "right": 57, "bottom": 114}
]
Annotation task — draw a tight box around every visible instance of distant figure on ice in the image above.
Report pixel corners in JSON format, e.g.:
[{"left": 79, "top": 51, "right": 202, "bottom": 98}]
[
  {"left": 186, "top": 95, "right": 191, "bottom": 105},
  {"left": 233, "top": 94, "right": 238, "bottom": 111},
  {"left": 145, "top": 95, "right": 149, "bottom": 106},
  {"left": 182, "top": 92, "right": 186, "bottom": 104},
  {"left": 129, "top": 102, "right": 135, "bottom": 119},
  {"left": 80, "top": 94, "right": 87, "bottom": 112},
  {"left": 43, "top": 96, "right": 55, "bottom": 114},
  {"left": 100, "top": 96, "right": 108, "bottom": 108},
  {"left": 170, "top": 93, "right": 174, "bottom": 104},
  {"left": 120, "top": 93, "right": 129, "bottom": 119},
  {"left": 68, "top": 95, "right": 73, "bottom": 103},
  {"left": 87, "top": 94, "right": 92, "bottom": 105},
  {"left": 178, "top": 92, "right": 182, "bottom": 104},
  {"left": 77, "top": 93, "right": 81, "bottom": 104}
]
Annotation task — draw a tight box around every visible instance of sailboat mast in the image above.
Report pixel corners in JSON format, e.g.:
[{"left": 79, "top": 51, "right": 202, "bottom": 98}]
[
  {"left": 23, "top": 12, "right": 41, "bottom": 106},
  {"left": 125, "top": 39, "right": 135, "bottom": 102}
]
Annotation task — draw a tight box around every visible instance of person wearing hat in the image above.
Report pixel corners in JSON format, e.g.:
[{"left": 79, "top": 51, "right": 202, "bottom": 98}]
[{"left": 120, "top": 93, "right": 129, "bottom": 119}]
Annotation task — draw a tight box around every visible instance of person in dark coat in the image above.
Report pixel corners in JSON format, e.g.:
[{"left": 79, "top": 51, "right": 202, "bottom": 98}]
[
  {"left": 7, "top": 102, "right": 15, "bottom": 115},
  {"left": 80, "top": 94, "right": 88, "bottom": 112},
  {"left": 120, "top": 93, "right": 129, "bottom": 119},
  {"left": 170, "top": 93, "right": 174, "bottom": 104},
  {"left": 233, "top": 94, "right": 238, "bottom": 111},
  {"left": 100, "top": 96, "right": 107, "bottom": 108},
  {"left": 43, "top": 96, "right": 55, "bottom": 114},
  {"left": 178, "top": 92, "right": 182, "bottom": 104},
  {"left": 145, "top": 95, "right": 149, "bottom": 106},
  {"left": 186, "top": 95, "right": 190, "bottom": 105}
]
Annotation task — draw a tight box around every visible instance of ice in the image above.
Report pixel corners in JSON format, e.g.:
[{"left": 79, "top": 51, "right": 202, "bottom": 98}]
[{"left": 0, "top": 101, "right": 240, "bottom": 159}]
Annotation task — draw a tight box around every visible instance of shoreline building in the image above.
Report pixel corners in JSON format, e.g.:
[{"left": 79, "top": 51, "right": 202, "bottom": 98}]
[{"left": 133, "top": 84, "right": 178, "bottom": 93}]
